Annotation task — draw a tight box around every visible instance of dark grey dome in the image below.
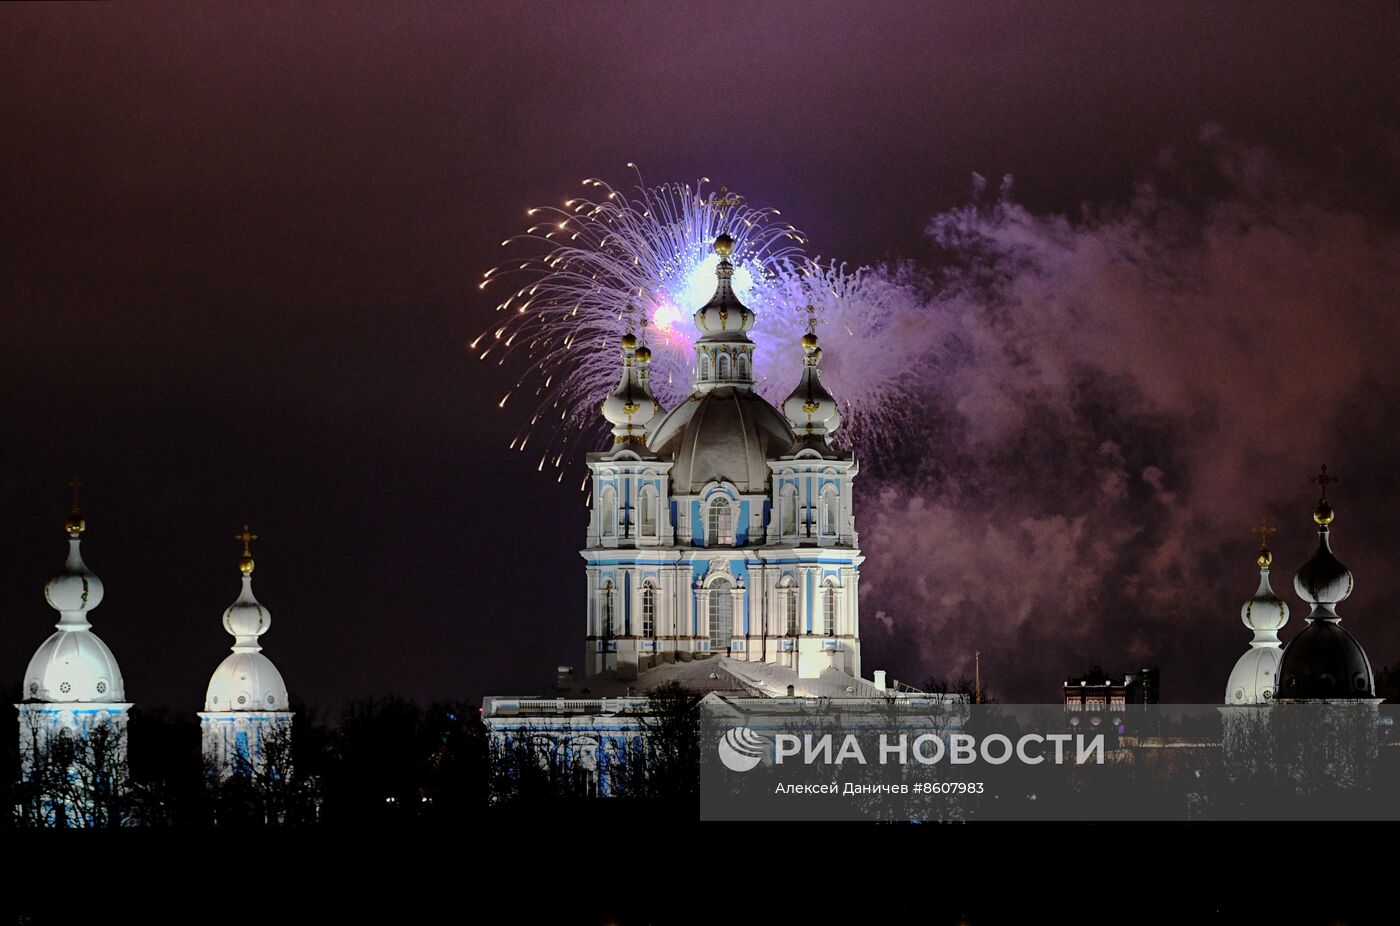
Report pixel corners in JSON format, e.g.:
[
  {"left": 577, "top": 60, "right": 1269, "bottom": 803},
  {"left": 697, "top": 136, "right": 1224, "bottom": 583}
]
[
  {"left": 1293, "top": 527, "right": 1353, "bottom": 607},
  {"left": 647, "top": 387, "right": 794, "bottom": 494},
  {"left": 1277, "top": 619, "right": 1375, "bottom": 699}
]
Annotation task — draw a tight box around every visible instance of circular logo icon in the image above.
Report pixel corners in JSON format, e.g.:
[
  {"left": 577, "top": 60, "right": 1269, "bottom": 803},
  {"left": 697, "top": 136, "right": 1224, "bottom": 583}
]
[{"left": 717, "top": 726, "right": 767, "bottom": 772}]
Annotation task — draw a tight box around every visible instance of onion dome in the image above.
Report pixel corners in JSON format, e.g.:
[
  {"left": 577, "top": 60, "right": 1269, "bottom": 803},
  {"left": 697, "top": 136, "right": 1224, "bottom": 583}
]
[
  {"left": 600, "top": 319, "right": 660, "bottom": 449},
  {"left": 693, "top": 234, "right": 755, "bottom": 342},
  {"left": 1225, "top": 524, "right": 1289, "bottom": 704},
  {"left": 1292, "top": 466, "right": 1353, "bottom": 613},
  {"left": 25, "top": 487, "right": 125, "bottom": 703},
  {"left": 205, "top": 525, "right": 289, "bottom": 712},
  {"left": 782, "top": 304, "right": 843, "bottom": 453},
  {"left": 1277, "top": 469, "right": 1375, "bottom": 700}
]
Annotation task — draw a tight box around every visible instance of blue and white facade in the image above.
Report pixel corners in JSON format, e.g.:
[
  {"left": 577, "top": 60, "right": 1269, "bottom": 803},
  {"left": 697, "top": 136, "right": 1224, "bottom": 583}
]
[
  {"left": 198, "top": 528, "right": 294, "bottom": 779},
  {"left": 583, "top": 235, "right": 863, "bottom": 682}
]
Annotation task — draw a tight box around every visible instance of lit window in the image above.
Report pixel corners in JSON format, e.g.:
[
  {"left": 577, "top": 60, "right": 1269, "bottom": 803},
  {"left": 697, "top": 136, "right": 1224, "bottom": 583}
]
[
  {"left": 709, "top": 579, "right": 733, "bottom": 648},
  {"left": 708, "top": 497, "right": 734, "bottom": 546},
  {"left": 823, "top": 585, "right": 838, "bottom": 636},
  {"left": 642, "top": 585, "right": 656, "bottom": 638},
  {"left": 601, "top": 581, "right": 615, "bottom": 637}
]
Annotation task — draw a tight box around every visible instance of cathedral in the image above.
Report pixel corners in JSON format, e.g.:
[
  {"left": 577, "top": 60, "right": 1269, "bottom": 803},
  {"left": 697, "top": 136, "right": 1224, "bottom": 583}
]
[
  {"left": 582, "top": 232, "right": 864, "bottom": 683},
  {"left": 483, "top": 233, "right": 915, "bottom": 792}
]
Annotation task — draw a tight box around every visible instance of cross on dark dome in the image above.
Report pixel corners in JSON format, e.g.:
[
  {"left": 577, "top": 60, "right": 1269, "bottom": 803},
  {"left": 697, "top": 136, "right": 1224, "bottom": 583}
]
[{"left": 1311, "top": 464, "right": 1338, "bottom": 498}]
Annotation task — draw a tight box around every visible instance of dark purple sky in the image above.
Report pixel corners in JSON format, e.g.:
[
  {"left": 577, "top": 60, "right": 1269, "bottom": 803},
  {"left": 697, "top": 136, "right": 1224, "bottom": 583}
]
[{"left": 1, "top": 2, "right": 1396, "bottom": 710}]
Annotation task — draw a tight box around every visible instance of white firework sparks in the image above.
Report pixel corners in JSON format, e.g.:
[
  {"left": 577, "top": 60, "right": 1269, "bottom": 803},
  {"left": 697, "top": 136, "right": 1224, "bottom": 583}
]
[{"left": 477, "top": 168, "right": 925, "bottom": 479}]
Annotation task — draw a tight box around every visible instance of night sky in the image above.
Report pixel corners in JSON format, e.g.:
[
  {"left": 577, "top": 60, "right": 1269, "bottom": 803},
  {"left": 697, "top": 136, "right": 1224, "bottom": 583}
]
[{"left": 1, "top": 3, "right": 1396, "bottom": 711}]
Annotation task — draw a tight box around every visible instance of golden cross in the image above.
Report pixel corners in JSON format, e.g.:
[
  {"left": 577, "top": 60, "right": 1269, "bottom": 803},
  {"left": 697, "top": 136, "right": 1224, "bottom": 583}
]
[
  {"left": 1310, "top": 464, "right": 1338, "bottom": 498},
  {"left": 1251, "top": 516, "right": 1277, "bottom": 548},
  {"left": 804, "top": 303, "right": 819, "bottom": 335},
  {"left": 235, "top": 523, "right": 258, "bottom": 556},
  {"left": 68, "top": 478, "right": 82, "bottom": 513},
  {"left": 710, "top": 186, "right": 742, "bottom": 218}
]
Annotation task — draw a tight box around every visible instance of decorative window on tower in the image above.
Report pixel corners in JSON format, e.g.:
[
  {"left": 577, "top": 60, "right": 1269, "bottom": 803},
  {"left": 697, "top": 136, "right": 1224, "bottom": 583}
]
[
  {"left": 642, "top": 584, "right": 656, "bottom": 638},
  {"left": 737, "top": 353, "right": 750, "bottom": 381},
  {"left": 819, "top": 487, "right": 838, "bottom": 539},
  {"left": 699, "top": 355, "right": 711, "bottom": 382},
  {"left": 780, "top": 485, "right": 798, "bottom": 538},
  {"left": 822, "top": 582, "right": 838, "bottom": 636},
  {"left": 601, "top": 581, "right": 616, "bottom": 637},
  {"left": 779, "top": 578, "right": 798, "bottom": 635},
  {"left": 708, "top": 497, "right": 734, "bottom": 546},
  {"left": 708, "top": 579, "right": 733, "bottom": 648},
  {"left": 600, "top": 486, "right": 617, "bottom": 539},
  {"left": 718, "top": 353, "right": 731, "bottom": 380},
  {"left": 639, "top": 486, "right": 656, "bottom": 537}
]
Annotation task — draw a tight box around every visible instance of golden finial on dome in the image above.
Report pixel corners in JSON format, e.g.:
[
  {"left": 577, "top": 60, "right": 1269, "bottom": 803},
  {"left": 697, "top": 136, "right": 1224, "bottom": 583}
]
[
  {"left": 1252, "top": 516, "right": 1277, "bottom": 568},
  {"left": 713, "top": 233, "right": 735, "bottom": 258},
  {"left": 64, "top": 478, "right": 85, "bottom": 535},
  {"left": 1310, "top": 464, "right": 1338, "bottom": 525},
  {"left": 235, "top": 523, "right": 258, "bottom": 576},
  {"left": 801, "top": 303, "right": 819, "bottom": 350},
  {"left": 635, "top": 312, "right": 651, "bottom": 362}
]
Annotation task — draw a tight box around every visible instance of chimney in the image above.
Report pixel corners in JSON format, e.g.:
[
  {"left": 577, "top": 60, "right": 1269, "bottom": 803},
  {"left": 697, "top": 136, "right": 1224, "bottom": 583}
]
[
  {"left": 556, "top": 666, "right": 574, "bottom": 692},
  {"left": 873, "top": 669, "right": 887, "bottom": 690}
]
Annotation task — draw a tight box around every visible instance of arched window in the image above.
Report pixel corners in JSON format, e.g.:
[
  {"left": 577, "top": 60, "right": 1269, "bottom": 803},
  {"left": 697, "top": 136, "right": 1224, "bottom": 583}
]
[
  {"left": 641, "top": 583, "right": 656, "bottom": 638},
  {"left": 819, "top": 487, "right": 838, "bottom": 539},
  {"left": 779, "top": 577, "right": 798, "bottom": 635},
  {"left": 601, "top": 580, "right": 616, "bottom": 637},
  {"left": 822, "top": 582, "right": 838, "bottom": 637},
  {"left": 639, "top": 486, "right": 656, "bottom": 537},
  {"left": 699, "top": 355, "right": 710, "bottom": 381},
  {"left": 708, "top": 579, "right": 733, "bottom": 648},
  {"left": 718, "top": 352, "right": 731, "bottom": 380},
  {"left": 708, "top": 496, "right": 734, "bottom": 546},
  {"left": 780, "top": 484, "right": 798, "bottom": 538},
  {"left": 737, "top": 353, "right": 750, "bottom": 381},
  {"left": 600, "top": 486, "right": 617, "bottom": 538}
]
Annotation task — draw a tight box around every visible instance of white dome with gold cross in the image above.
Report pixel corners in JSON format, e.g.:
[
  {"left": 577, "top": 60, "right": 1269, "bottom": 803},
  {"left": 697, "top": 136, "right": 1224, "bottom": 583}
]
[{"left": 204, "top": 525, "right": 289, "bottom": 712}]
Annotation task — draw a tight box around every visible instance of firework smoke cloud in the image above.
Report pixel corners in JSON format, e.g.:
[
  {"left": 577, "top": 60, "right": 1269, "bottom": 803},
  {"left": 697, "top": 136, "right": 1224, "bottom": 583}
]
[{"left": 482, "top": 132, "right": 1400, "bottom": 701}]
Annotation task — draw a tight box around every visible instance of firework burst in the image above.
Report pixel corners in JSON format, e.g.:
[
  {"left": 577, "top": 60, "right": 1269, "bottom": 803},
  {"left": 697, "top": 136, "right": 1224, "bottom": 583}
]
[{"left": 477, "top": 168, "right": 926, "bottom": 480}]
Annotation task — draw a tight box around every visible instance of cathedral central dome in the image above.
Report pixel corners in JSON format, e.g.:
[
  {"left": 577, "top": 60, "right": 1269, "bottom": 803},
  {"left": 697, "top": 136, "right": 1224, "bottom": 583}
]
[{"left": 649, "top": 386, "right": 793, "bottom": 494}]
